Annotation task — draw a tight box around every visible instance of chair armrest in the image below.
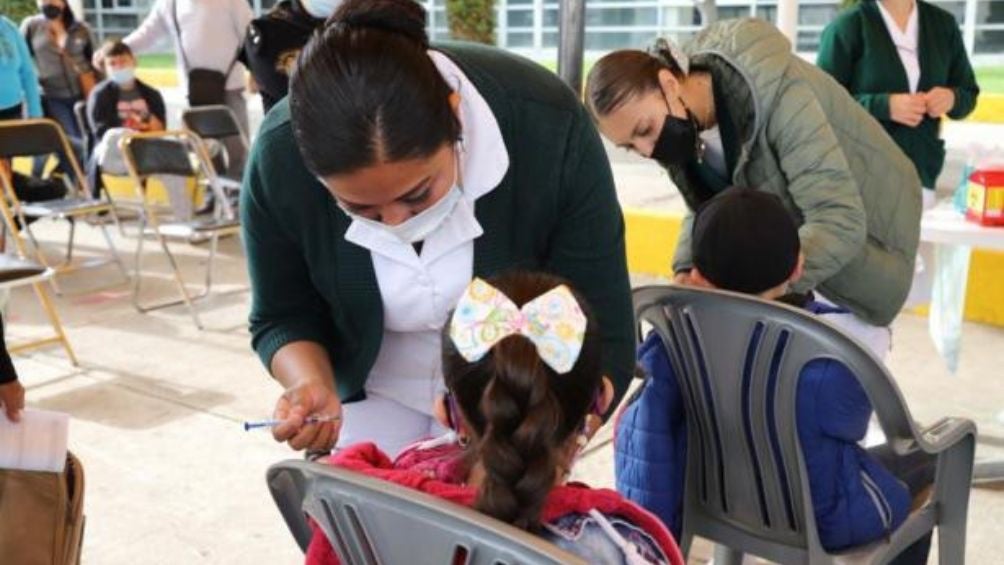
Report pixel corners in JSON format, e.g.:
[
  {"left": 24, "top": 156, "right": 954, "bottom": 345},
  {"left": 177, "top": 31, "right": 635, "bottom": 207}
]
[{"left": 918, "top": 417, "right": 977, "bottom": 454}]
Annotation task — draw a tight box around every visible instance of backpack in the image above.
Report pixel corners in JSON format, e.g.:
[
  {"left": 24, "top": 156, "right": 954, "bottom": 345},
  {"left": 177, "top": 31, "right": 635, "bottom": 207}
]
[{"left": 0, "top": 451, "right": 86, "bottom": 565}]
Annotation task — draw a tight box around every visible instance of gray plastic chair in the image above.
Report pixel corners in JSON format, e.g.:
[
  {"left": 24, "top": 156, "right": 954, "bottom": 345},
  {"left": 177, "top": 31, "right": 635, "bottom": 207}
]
[
  {"left": 267, "top": 459, "right": 587, "bottom": 565},
  {"left": 119, "top": 130, "right": 242, "bottom": 330},
  {"left": 632, "top": 285, "right": 976, "bottom": 565}
]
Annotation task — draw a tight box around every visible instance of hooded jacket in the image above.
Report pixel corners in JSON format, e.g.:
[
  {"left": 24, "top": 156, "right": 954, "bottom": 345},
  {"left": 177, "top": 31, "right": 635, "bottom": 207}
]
[{"left": 666, "top": 19, "right": 922, "bottom": 326}]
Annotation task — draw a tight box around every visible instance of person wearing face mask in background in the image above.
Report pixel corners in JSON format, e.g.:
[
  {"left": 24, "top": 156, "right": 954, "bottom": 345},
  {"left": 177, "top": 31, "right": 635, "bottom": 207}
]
[
  {"left": 586, "top": 19, "right": 923, "bottom": 356},
  {"left": 85, "top": 41, "right": 166, "bottom": 199},
  {"left": 240, "top": 0, "right": 331, "bottom": 114},
  {"left": 244, "top": 0, "right": 635, "bottom": 458},
  {"left": 21, "top": 0, "right": 96, "bottom": 184}
]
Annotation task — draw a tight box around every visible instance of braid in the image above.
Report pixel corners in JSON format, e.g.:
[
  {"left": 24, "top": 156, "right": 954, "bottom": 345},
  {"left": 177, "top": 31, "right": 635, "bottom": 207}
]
[{"left": 475, "top": 338, "right": 564, "bottom": 530}]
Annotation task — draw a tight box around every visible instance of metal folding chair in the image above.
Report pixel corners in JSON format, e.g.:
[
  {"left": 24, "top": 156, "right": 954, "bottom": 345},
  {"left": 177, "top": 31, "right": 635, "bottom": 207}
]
[
  {"left": 181, "top": 105, "right": 248, "bottom": 193},
  {"left": 118, "top": 130, "right": 241, "bottom": 330},
  {"left": 0, "top": 119, "right": 128, "bottom": 295},
  {"left": 632, "top": 285, "right": 976, "bottom": 565},
  {"left": 0, "top": 169, "right": 76, "bottom": 365},
  {"left": 267, "top": 460, "right": 586, "bottom": 564}
]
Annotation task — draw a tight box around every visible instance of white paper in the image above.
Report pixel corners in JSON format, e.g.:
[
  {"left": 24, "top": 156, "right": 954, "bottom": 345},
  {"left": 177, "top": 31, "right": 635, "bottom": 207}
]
[{"left": 0, "top": 408, "right": 69, "bottom": 473}]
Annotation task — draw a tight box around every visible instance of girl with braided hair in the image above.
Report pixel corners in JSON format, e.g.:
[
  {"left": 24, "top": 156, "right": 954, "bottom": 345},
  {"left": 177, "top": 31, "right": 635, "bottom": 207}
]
[{"left": 306, "top": 272, "right": 683, "bottom": 565}]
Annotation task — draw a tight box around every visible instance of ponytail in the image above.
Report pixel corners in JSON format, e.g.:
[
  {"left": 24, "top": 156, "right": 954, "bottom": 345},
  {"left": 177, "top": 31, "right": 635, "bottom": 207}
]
[{"left": 442, "top": 272, "right": 603, "bottom": 531}]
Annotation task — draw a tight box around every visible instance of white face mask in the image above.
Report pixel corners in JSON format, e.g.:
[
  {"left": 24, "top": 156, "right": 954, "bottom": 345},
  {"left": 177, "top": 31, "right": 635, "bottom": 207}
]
[
  {"left": 299, "top": 0, "right": 342, "bottom": 19},
  {"left": 338, "top": 148, "right": 464, "bottom": 244}
]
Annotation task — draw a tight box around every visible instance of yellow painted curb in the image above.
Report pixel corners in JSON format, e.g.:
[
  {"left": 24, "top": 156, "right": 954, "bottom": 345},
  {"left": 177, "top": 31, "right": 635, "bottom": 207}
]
[
  {"left": 966, "top": 94, "right": 1004, "bottom": 124},
  {"left": 623, "top": 208, "right": 1004, "bottom": 327},
  {"left": 136, "top": 68, "right": 179, "bottom": 88}
]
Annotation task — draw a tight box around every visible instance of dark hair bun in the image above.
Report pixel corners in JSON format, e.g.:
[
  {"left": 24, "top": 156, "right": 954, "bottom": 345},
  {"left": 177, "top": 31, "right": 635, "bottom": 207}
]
[{"left": 332, "top": 0, "right": 429, "bottom": 47}]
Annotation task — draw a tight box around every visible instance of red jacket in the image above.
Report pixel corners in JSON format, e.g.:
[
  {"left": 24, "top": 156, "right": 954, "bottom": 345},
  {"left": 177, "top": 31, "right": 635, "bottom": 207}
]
[{"left": 305, "top": 442, "right": 684, "bottom": 565}]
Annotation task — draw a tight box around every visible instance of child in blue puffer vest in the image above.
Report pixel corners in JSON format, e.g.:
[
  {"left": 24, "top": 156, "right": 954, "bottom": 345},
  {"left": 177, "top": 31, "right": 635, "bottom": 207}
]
[{"left": 615, "top": 187, "right": 934, "bottom": 563}]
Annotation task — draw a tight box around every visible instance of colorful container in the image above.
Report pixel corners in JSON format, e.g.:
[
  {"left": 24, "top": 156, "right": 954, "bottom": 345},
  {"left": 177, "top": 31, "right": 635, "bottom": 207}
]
[{"left": 966, "top": 168, "right": 1004, "bottom": 227}]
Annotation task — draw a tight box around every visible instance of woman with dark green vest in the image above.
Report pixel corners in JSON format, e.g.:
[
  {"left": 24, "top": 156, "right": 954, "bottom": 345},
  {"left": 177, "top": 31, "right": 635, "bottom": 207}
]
[
  {"left": 586, "top": 19, "right": 922, "bottom": 355},
  {"left": 818, "top": 0, "right": 979, "bottom": 203},
  {"left": 241, "top": 0, "right": 634, "bottom": 456}
]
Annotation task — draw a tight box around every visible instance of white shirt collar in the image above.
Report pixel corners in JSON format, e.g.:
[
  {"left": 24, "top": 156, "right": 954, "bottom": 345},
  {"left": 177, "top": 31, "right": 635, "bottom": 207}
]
[
  {"left": 877, "top": 1, "right": 919, "bottom": 51},
  {"left": 428, "top": 49, "right": 510, "bottom": 201}
]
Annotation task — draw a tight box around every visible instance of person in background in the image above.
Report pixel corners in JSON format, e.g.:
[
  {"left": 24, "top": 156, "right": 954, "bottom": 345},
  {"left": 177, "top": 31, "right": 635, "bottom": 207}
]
[
  {"left": 94, "top": 0, "right": 254, "bottom": 179},
  {"left": 616, "top": 187, "right": 934, "bottom": 563},
  {"left": 307, "top": 273, "right": 684, "bottom": 565},
  {"left": 86, "top": 41, "right": 166, "bottom": 198},
  {"left": 241, "top": 0, "right": 329, "bottom": 114},
  {"left": 21, "top": 0, "right": 95, "bottom": 182},
  {"left": 586, "top": 20, "right": 922, "bottom": 360},
  {"left": 0, "top": 317, "right": 25, "bottom": 423},
  {"left": 0, "top": 15, "right": 42, "bottom": 122},
  {"left": 818, "top": 0, "right": 980, "bottom": 305}
]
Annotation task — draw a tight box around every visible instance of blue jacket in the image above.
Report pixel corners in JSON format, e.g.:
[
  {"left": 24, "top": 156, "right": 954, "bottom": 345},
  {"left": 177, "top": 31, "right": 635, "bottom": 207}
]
[
  {"left": 0, "top": 16, "right": 41, "bottom": 117},
  {"left": 615, "top": 303, "right": 911, "bottom": 551}
]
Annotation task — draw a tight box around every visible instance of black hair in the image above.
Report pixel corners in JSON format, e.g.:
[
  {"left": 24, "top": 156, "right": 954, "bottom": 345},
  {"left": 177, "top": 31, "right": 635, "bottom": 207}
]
[
  {"left": 586, "top": 46, "right": 687, "bottom": 119},
  {"left": 289, "top": 0, "right": 461, "bottom": 177},
  {"left": 104, "top": 40, "right": 132, "bottom": 59},
  {"left": 442, "top": 272, "right": 604, "bottom": 531}
]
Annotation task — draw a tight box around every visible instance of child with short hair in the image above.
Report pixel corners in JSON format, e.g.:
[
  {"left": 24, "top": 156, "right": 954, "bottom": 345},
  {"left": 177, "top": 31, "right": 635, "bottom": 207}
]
[
  {"left": 616, "top": 187, "right": 933, "bottom": 562},
  {"left": 308, "top": 272, "right": 684, "bottom": 565}
]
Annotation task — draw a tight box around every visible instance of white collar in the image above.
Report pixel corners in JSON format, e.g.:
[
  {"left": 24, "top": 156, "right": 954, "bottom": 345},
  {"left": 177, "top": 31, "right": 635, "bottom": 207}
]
[
  {"left": 877, "top": 1, "right": 919, "bottom": 50},
  {"left": 428, "top": 49, "right": 510, "bottom": 201}
]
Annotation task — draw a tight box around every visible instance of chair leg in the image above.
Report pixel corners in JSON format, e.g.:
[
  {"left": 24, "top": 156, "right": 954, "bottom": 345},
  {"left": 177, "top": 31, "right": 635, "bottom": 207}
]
[
  {"left": 713, "top": 544, "right": 744, "bottom": 565},
  {"left": 31, "top": 281, "right": 78, "bottom": 366},
  {"left": 157, "top": 235, "right": 203, "bottom": 330},
  {"left": 22, "top": 220, "right": 63, "bottom": 296},
  {"left": 937, "top": 435, "right": 976, "bottom": 565},
  {"left": 98, "top": 220, "right": 130, "bottom": 284},
  {"left": 64, "top": 217, "right": 76, "bottom": 265}
]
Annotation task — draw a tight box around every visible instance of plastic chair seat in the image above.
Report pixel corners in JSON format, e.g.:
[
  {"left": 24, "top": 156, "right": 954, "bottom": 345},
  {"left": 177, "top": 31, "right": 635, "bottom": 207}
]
[
  {"left": 21, "top": 197, "right": 114, "bottom": 217},
  {"left": 0, "top": 255, "right": 48, "bottom": 283}
]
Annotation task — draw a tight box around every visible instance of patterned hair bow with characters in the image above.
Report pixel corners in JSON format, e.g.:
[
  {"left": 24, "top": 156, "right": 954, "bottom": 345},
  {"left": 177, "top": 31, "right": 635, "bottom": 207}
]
[{"left": 449, "top": 278, "right": 588, "bottom": 374}]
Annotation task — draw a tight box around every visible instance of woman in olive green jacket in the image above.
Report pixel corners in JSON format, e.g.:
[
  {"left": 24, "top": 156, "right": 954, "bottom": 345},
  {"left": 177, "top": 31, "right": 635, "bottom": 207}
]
[
  {"left": 818, "top": 0, "right": 979, "bottom": 198},
  {"left": 587, "top": 18, "right": 921, "bottom": 337}
]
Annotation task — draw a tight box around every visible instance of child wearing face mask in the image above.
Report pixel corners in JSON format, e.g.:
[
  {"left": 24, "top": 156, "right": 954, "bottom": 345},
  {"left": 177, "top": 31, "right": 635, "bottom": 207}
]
[
  {"left": 616, "top": 187, "right": 934, "bottom": 563},
  {"left": 305, "top": 272, "right": 684, "bottom": 565},
  {"left": 85, "top": 41, "right": 167, "bottom": 197}
]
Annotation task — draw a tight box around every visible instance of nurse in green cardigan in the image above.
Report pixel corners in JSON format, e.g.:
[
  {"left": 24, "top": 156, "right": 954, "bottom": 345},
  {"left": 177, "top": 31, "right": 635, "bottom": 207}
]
[
  {"left": 241, "top": 0, "right": 635, "bottom": 456},
  {"left": 818, "top": 0, "right": 980, "bottom": 203}
]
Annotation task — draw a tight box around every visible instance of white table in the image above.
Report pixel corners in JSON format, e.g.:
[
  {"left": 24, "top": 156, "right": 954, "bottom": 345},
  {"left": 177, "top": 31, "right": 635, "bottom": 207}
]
[{"left": 920, "top": 203, "right": 1004, "bottom": 483}]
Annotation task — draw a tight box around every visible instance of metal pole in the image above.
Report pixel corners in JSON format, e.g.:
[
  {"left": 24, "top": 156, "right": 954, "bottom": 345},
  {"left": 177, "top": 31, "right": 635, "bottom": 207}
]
[
  {"left": 557, "top": 0, "right": 586, "bottom": 95},
  {"left": 776, "top": 0, "right": 798, "bottom": 48}
]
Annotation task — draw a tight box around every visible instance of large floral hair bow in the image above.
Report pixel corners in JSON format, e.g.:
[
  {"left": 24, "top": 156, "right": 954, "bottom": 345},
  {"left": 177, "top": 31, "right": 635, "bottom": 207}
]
[{"left": 448, "top": 278, "right": 588, "bottom": 374}]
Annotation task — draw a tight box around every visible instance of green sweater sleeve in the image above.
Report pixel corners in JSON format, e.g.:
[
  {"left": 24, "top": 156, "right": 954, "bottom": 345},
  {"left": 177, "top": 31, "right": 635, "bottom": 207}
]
[
  {"left": 946, "top": 23, "right": 979, "bottom": 120},
  {"left": 546, "top": 106, "right": 635, "bottom": 408},
  {"left": 241, "top": 130, "right": 338, "bottom": 372},
  {"left": 817, "top": 16, "right": 891, "bottom": 122}
]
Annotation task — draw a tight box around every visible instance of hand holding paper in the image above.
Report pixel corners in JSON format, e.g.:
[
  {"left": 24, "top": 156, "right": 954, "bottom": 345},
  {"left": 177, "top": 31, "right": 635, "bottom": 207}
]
[{"left": 0, "top": 408, "right": 69, "bottom": 473}]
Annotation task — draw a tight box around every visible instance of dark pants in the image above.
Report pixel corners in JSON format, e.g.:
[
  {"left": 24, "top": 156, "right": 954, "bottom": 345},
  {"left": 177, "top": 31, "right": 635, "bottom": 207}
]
[
  {"left": 0, "top": 104, "right": 22, "bottom": 120},
  {"left": 33, "top": 96, "right": 84, "bottom": 184},
  {"left": 869, "top": 445, "right": 936, "bottom": 565}
]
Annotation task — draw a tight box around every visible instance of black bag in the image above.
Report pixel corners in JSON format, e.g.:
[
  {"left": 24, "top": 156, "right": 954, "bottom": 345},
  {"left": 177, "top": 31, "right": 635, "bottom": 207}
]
[{"left": 171, "top": 0, "right": 240, "bottom": 107}]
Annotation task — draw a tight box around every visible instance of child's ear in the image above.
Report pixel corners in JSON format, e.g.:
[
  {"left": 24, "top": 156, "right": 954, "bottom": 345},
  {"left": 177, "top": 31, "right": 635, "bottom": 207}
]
[
  {"left": 790, "top": 253, "right": 806, "bottom": 285},
  {"left": 599, "top": 376, "right": 615, "bottom": 416},
  {"left": 432, "top": 393, "right": 451, "bottom": 430}
]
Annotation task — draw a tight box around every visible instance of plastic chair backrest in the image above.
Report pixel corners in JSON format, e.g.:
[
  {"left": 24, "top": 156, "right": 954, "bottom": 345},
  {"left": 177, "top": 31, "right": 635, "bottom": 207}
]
[
  {"left": 0, "top": 119, "right": 70, "bottom": 158},
  {"left": 267, "top": 460, "right": 587, "bottom": 565},
  {"left": 182, "top": 106, "right": 243, "bottom": 141},
  {"left": 632, "top": 286, "right": 918, "bottom": 561}
]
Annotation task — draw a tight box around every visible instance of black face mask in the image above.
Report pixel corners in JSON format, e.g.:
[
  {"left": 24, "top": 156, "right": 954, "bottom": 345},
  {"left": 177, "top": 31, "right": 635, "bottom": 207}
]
[
  {"left": 650, "top": 99, "right": 699, "bottom": 168},
  {"left": 41, "top": 5, "right": 63, "bottom": 20}
]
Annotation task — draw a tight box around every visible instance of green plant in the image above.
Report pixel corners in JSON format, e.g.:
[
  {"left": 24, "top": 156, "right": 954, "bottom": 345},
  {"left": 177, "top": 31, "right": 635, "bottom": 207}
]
[
  {"left": 0, "top": 0, "right": 39, "bottom": 24},
  {"left": 446, "top": 0, "right": 495, "bottom": 45}
]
